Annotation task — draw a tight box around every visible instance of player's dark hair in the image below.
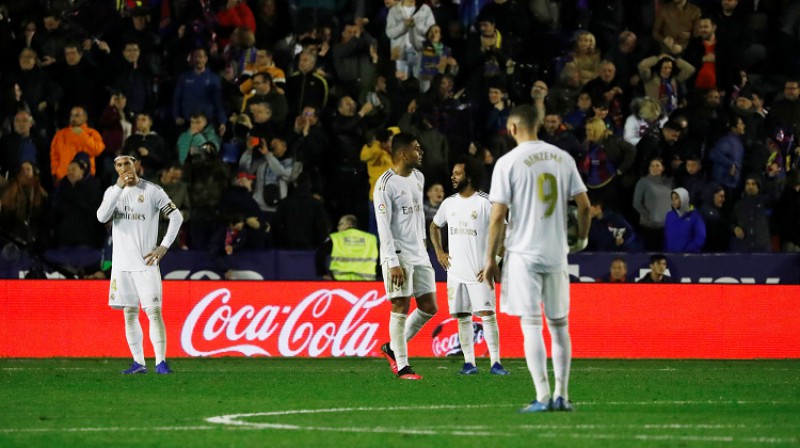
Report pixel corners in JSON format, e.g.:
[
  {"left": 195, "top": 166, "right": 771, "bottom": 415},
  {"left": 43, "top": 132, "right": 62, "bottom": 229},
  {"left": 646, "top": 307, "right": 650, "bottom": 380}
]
[
  {"left": 454, "top": 155, "right": 483, "bottom": 190},
  {"left": 391, "top": 132, "right": 417, "bottom": 158},
  {"left": 508, "top": 104, "right": 541, "bottom": 132},
  {"left": 649, "top": 254, "right": 667, "bottom": 265}
]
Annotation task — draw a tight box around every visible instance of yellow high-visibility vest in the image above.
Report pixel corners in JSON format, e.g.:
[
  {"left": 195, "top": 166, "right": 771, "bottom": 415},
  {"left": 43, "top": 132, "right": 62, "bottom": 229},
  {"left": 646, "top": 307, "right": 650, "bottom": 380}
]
[{"left": 329, "top": 228, "right": 378, "bottom": 281}]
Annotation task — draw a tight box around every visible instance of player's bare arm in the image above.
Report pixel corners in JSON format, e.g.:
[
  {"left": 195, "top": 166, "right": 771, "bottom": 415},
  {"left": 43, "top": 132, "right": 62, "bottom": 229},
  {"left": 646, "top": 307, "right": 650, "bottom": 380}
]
[
  {"left": 484, "top": 202, "right": 508, "bottom": 289},
  {"left": 429, "top": 221, "right": 450, "bottom": 270},
  {"left": 570, "top": 192, "right": 591, "bottom": 253}
]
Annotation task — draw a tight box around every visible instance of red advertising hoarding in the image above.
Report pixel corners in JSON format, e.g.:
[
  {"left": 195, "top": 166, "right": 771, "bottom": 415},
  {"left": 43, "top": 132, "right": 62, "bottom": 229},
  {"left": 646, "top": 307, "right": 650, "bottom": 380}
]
[{"left": 1, "top": 281, "right": 799, "bottom": 359}]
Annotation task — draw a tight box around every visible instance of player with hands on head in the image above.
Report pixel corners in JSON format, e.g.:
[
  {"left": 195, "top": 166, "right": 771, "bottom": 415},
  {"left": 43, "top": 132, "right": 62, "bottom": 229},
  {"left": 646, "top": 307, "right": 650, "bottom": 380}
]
[
  {"left": 430, "top": 156, "right": 509, "bottom": 376},
  {"left": 97, "top": 151, "right": 184, "bottom": 375},
  {"left": 484, "top": 104, "right": 590, "bottom": 413},
  {"left": 374, "top": 133, "right": 438, "bottom": 380}
]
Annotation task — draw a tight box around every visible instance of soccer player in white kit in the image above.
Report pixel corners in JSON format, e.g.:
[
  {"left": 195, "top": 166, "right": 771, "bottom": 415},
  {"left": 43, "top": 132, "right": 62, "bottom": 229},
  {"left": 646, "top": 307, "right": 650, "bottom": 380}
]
[
  {"left": 374, "top": 132, "right": 438, "bottom": 380},
  {"left": 97, "top": 153, "right": 184, "bottom": 374},
  {"left": 430, "top": 156, "right": 510, "bottom": 376},
  {"left": 484, "top": 105, "right": 591, "bottom": 412}
]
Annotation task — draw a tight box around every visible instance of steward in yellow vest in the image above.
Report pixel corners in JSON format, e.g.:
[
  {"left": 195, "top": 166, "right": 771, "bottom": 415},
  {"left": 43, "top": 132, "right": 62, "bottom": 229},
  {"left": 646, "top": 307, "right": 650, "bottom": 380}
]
[{"left": 318, "top": 215, "right": 378, "bottom": 281}]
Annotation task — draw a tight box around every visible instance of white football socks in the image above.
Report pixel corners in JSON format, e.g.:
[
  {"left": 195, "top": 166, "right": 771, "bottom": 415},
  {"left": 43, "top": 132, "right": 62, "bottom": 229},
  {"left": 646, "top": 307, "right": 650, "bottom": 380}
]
[
  {"left": 404, "top": 308, "right": 434, "bottom": 341},
  {"left": 481, "top": 314, "right": 500, "bottom": 366},
  {"left": 145, "top": 306, "right": 167, "bottom": 365},
  {"left": 457, "top": 316, "right": 475, "bottom": 365},
  {"left": 123, "top": 307, "right": 145, "bottom": 365},
  {"left": 389, "top": 312, "right": 408, "bottom": 370},
  {"left": 548, "top": 317, "right": 572, "bottom": 401},
  {"left": 520, "top": 316, "right": 551, "bottom": 403}
]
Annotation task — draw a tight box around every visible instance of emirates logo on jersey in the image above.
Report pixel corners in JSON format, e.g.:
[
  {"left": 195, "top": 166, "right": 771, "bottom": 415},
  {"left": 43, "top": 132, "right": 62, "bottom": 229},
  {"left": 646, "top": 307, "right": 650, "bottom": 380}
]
[{"left": 138, "top": 195, "right": 145, "bottom": 203}]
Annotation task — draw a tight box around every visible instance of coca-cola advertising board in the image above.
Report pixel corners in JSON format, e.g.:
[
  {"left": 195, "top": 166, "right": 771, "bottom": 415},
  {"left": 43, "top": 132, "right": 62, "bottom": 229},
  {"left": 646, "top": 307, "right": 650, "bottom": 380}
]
[{"left": 1, "top": 281, "right": 799, "bottom": 359}]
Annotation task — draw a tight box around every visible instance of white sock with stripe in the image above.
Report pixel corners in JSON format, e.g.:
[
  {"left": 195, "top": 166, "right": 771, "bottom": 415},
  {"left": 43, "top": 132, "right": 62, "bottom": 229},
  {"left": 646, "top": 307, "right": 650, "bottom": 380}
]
[
  {"left": 145, "top": 307, "right": 167, "bottom": 365},
  {"left": 548, "top": 317, "right": 571, "bottom": 401},
  {"left": 404, "top": 309, "right": 434, "bottom": 341},
  {"left": 521, "top": 316, "right": 551, "bottom": 403},
  {"left": 457, "top": 316, "right": 475, "bottom": 365},
  {"left": 389, "top": 312, "right": 408, "bottom": 370},
  {"left": 481, "top": 314, "right": 500, "bottom": 366},
  {"left": 123, "top": 307, "right": 145, "bottom": 365}
]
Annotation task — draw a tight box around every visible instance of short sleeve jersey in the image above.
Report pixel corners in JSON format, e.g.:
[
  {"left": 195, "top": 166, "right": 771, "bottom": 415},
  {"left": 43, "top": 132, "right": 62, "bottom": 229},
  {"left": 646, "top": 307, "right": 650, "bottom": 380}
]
[
  {"left": 432, "top": 192, "right": 491, "bottom": 283},
  {"left": 101, "top": 180, "right": 174, "bottom": 271},
  {"left": 373, "top": 168, "right": 431, "bottom": 268},
  {"left": 489, "top": 140, "right": 587, "bottom": 272}
]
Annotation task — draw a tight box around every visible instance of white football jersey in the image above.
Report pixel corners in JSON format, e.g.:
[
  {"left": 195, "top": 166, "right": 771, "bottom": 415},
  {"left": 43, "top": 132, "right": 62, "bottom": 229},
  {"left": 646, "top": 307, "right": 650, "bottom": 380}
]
[
  {"left": 489, "top": 140, "right": 587, "bottom": 272},
  {"left": 373, "top": 168, "right": 431, "bottom": 268},
  {"left": 432, "top": 191, "right": 491, "bottom": 283},
  {"left": 97, "top": 180, "right": 176, "bottom": 271}
]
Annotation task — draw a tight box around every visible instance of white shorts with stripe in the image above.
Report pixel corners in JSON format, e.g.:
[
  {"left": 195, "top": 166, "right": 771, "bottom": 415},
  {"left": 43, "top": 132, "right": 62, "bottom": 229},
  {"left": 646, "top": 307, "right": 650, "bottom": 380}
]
[
  {"left": 382, "top": 263, "right": 436, "bottom": 300},
  {"left": 500, "top": 252, "right": 570, "bottom": 318},
  {"left": 447, "top": 279, "right": 496, "bottom": 316},
  {"left": 108, "top": 268, "right": 163, "bottom": 310}
]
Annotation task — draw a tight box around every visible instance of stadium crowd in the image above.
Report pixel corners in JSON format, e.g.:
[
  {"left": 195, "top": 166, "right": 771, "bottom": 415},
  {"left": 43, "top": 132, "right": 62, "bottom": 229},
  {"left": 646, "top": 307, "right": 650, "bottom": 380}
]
[{"left": 1, "top": 0, "right": 800, "bottom": 270}]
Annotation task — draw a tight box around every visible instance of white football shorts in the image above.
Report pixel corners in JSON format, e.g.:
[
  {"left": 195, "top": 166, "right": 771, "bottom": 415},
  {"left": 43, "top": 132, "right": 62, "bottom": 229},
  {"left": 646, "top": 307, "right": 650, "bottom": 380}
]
[
  {"left": 500, "top": 252, "right": 570, "bottom": 319},
  {"left": 108, "top": 268, "right": 163, "bottom": 310},
  {"left": 447, "top": 279, "right": 496, "bottom": 316},
  {"left": 382, "top": 263, "right": 436, "bottom": 300}
]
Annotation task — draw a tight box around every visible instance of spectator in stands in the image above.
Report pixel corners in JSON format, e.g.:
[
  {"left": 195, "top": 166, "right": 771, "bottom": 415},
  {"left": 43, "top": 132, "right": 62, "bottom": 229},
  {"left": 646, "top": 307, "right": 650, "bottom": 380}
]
[
  {"left": 604, "top": 31, "right": 643, "bottom": 96},
  {"left": 709, "top": 0, "right": 767, "bottom": 92},
  {"left": 0, "top": 111, "right": 51, "bottom": 193},
  {"left": 563, "top": 92, "right": 594, "bottom": 142},
  {"left": 624, "top": 97, "right": 665, "bottom": 147},
  {"left": 539, "top": 112, "right": 582, "bottom": 162},
  {"left": 652, "top": 0, "right": 701, "bottom": 52},
  {"left": 733, "top": 90, "right": 768, "bottom": 177},
  {"left": 582, "top": 61, "right": 626, "bottom": 132},
  {"left": 635, "top": 118, "right": 683, "bottom": 177},
  {"left": 768, "top": 79, "right": 800, "bottom": 134},
  {"left": 315, "top": 213, "right": 378, "bottom": 280},
  {"left": 285, "top": 51, "right": 329, "bottom": 120},
  {"left": 681, "top": 87, "right": 725, "bottom": 151},
  {"left": 240, "top": 72, "right": 288, "bottom": 130},
  {"left": 599, "top": 257, "right": 631, "bottom": 283},
  {"left": 328, "top": 96, "right": 373, "bottom": 226},
  {"left": 0, "top": 161, "right": 49, "bottom": 250},
  {"left": 684, "top": 16, "right": 720, "bottom": 91},
  {"left": 172, "top": 48, "right": 227, "bottom": 136},
  {"left": 564, "top": 30, "right": 602, "bottom": 87},
  {"left": 386, "top": 0, "right": 435, "bottom": 80},
  {"left": 110, "top": 42, "right": 154, "bottom": 115},
  {"left": 699, "top": 182, "right": 729, "bottom": 252},
  {"left": 708, "top": 115, "right": 746, "bottom": 199},
  {"left": 588, "top": 197, "right": 641, "bottom": 252},
  {"left": 773, "top": 170, "right": 800, "bottom": 252},
  {"left": 333, "top": 18, "right": 378, "bottom": 100},
  {"left": 215, "top": 0, "right": 256, "bottom": 48},
  {"left": 176, "top": 112, "right": 221, "bottom": 165},
  {"left": 252, "top": 137, "right": 301, "bottom": 219},
  {"left": 423, "top": 182, "right": 444, "bottom": 246},
  {"left": 50, "top": 106, "right": 105, "bottom": 183},
  {"left": 462, "top": 12, "right": 513, "bottom": 100},
  {"left": 97, "top": 91, "right": 134, "bottom": 183},
  {"left": 664, "top": 187, "right": 706, "bottom": 253},
  {"left": 361, "top": 128, "right": 396, "bottom": 234},
  {"left": 254, "top": 0, "right": 292, "bottom": 50},
  {"left": 417, "top": 23, "right": 458, "bottom": 94},
  {"left": 7, "top": 47, "right": 62, "bottom": 137},
  {"left": 580, "top": 117, "right": 635, "bottom": 212},
  {"left": 481, "top": 83, "right": 511, "bottom": 145},
  {"left": 730, "top": 175, "right": 771, "bottom": 252},
  {"left": 209, "top": 212, "right": 246, "bottom": 280},
  {"left": 287, "top": 106, "right": 329, "bottom": 197},
  {"left": 638, "top": 53, "right": 695, "bottom": 115},
  {"left": 50, "top": 158, "right": 103, "bottom": 248},
  {"left": 154, "top": 163, "right": 190, "bottom": 249},
  {"left": 274, "top": 173, "right": 329, "bottom": 249},
  {"left": 398, "top": 104, "right": 450, "bottom": 187},
  {"left": 240, "top": 48, "right": 287, "bottom": 94},
  {"left": 636, "top": 253, "right": 674, "bottom": 283},
  {"left": 675, "top": 153, "right": 708, "bottom": 207},
  {"left": 219, "top": 171, "right": 270, "bottom": 249},
  {"left": 120, "top": 7, "right": 162, "bottom": 77},
  {"left": 54, "top": 42, "right": 99, "bottom": 125},
  {"left": 549, "top": 64, "right": 582, "bottom": 117},
  {"left": 123, "top": 112, "right": 170, "bottom": 179},
  {"left": 633, "top": 157, "right": 673, "bottom": 250},
  {"left": 184, "top": 142, "right": 230, "bottom": 249}
]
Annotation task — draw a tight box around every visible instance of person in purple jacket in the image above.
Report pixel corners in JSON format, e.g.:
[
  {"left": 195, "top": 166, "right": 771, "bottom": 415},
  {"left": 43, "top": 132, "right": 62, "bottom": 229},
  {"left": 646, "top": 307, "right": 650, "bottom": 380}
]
[{"left": 664, "top": 187, "right": 706, "bottom": 253}]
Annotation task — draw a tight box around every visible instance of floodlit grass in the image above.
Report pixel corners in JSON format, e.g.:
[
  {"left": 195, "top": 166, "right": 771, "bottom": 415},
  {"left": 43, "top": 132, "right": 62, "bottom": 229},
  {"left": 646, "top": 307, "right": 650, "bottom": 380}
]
[{"left": 1, "top": 358, "right": 799, "bottom": 447}]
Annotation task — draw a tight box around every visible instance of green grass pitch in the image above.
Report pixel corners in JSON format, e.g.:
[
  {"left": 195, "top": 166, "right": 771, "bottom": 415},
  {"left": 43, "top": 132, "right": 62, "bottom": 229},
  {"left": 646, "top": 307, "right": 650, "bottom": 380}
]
[{"left": 1, "top": 358, "right": 799, "bottom": 447}]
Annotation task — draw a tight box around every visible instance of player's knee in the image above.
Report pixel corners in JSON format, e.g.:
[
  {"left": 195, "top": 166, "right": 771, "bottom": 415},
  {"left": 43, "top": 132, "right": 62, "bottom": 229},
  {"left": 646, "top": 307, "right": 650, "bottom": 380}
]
[
  {"left": 144, "top": 306, "right": 163, "bottom": 321},
  {"left": 546, "top": 316, "right": 568, "bottom": 328},
  {"left": 390, "top": 297, "right": 411, "bottom": 314},
  {"left": 452, "top": 312, "right": 471, "bottom": 319},
  {"left": 521, "top": 315, "right": 543, "bottom": 326},
  {"left": 477, "top": 311, "right": 495, "bottom": 318},
  {"left": 123, "top": 307, "right": 139, "bottom": 320}
]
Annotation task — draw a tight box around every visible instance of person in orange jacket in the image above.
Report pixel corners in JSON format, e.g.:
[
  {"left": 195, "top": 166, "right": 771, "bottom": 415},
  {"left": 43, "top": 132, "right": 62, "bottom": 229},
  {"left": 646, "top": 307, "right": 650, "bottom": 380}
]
[{"left": 50, "top": 106, "right": 105, "bottom": 183}]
